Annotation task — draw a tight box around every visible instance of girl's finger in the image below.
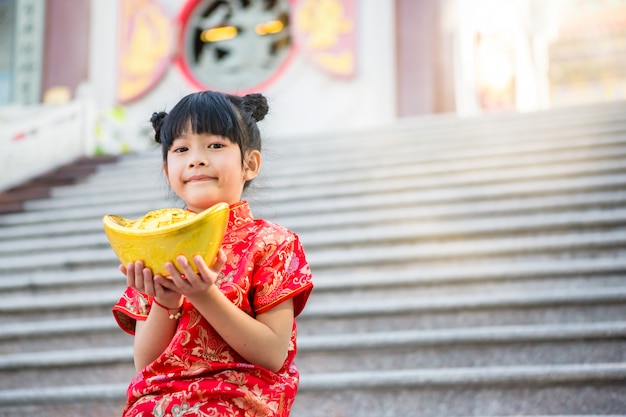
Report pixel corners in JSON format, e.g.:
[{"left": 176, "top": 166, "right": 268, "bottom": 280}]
[
  {"left": 165, "top": 261, "right": 190, "bottom": 289},
  {"left": 142, "top": 265, "right": 155, "bottom": 295},
  {"left": 194, "top": 255, "right": 213, "bottom": 284},
  {"left": 154, "top": 274, "right": 177, "bottom": 292},
  {"left": 134, "top": 261, "right": 146, "bottom": 291},
  {"left": 213, "top": 249, "right": 227, "bottom": 272},
  {"left": 178, "top": 255, "right": 211, "bottom": 288},
  {"left": 176, "top": 255, "right": 197, "bottom": 279},
  {"left": 152, "top": 276, "right": 183, "bottom": 309},
  {"left": 127, "top": 262, "right": 138, "bottom": 289},
  {"left": 198, "top": 249, "right": 225, "bottom": 273},
  {"left": 133, "top": 260, "right": 144, "bottom": 278}
]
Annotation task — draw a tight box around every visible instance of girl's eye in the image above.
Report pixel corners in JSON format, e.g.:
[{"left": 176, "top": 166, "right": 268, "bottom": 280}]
[
  {"left": 172, "top": 147, "right": 188, "bottom": 153},
  {"left": 208, "top": 143, "right": 224, "bottom": 149}
]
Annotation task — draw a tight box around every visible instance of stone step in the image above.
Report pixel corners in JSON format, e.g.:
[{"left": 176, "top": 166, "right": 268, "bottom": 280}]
[
  {"left": 0, "top": 156, "right": 118, "bottom": 214},
  {"left": 0, "top": 363, "right": 624, "bottom": 416},
  {"left": 3, "top": 168, "right": 626, "bottom": 230},
  {"left": 77, "top": 116, "right": 626, "bottom": 171},
  {"left": 257, "top": 171, "right": 626, "bottom": 219},
  {"left": 1, "top": 226, "right": 624, "bottom": 278},
  {"left": 304, "top": 232, "right": 626, "bottom": 272},
  {"left": 1, "top": 254, "right": 624, "bottom": 301},
  {"left": 0, "top": 272, "right": 624, "bottom": 346},
  {"left": 1, "top": 320, "right": 623, "bottom": 371},
  {"left": 291, "top": 363, "right": 626, "bottom": 417},
  {"left": 7, "top": 118, "right": 626, "bottom": 201},
  {"left": 260, "top": 108, "right": 624, "bottom": 145},
  {"left": 1, "top": 284, "right": 624, "bottom": 330},
  {"left": 0, "top": 385, "right": 127, "bottom": 417},
  {"left": 276, "top": 190, "right": 626, "bottom": 232},
  {"left": 15, "top": 143, "right": 626, "bottom": 211},
  {"left": 50, "top": 128, "right": 626, "bottom": 194},
  {"left": 0, "top": 316, "right": 130, "bottom": 355},
  {"left": 263, "top": 136, "right": 626, "bottom": 188},
  {"left": 0, "top": 182, "right": 626, "bottom": 242},
  {"left": 2, "top": 203, "right": 626, "bottom": 264},
  {"left": 2, "top": 102, "right": 621, "bottom": 216},
  {"left": 296, "top": 322, "right": 626, "bottom": 373},
  {"left": 93, "top": 104, "right": 626, "bottom": 163},
  {"left": 0, "top": 267, "right": 624, "bottom": 346},
  {"left": 310, "top": 256, "right": 626, "bottom": 292},
  {"left": 267, "top": 122, "right": 626, "bottom": 175},
  {"left": 268, "top": 133, "right": 626, "bottom": 177},
  {"left": 309, "top": 274, "right": 626, "bottom": 308},
  {"left": 276, "top": 101, "right": 626, "bottom": 146},
  {"left": 0, "top": 267, "right": 118, "bottom": 294},
  {"left": 0, "top": 346, "right": 134, "bottom": 390},
  {"left": 259, "top": 158, "right": 626, "bottom": 204},
  {"left": 298, "top": 286, "right": 626, "bottom": 334}
]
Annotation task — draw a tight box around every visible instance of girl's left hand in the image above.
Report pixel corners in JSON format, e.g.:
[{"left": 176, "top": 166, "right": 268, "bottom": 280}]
[
  {"left": 121, "top": 261, "right": 183, "bottom": 308},
  {"left": 157, "top": 249, "right": 227, "bottom": 296}
]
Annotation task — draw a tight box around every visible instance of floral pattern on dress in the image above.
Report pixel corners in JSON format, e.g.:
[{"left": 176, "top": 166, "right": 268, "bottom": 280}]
[{"left": 112, "top": 201, "right": 313, "bottom": 417}]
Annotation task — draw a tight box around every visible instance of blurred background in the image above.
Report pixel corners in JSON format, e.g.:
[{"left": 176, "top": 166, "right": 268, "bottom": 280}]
[
  {"left": 1, "top": 2, "right": 626, "bottom": 415},
  {"left": 1, "top": 0, "right": 625, "bottom": 191}
]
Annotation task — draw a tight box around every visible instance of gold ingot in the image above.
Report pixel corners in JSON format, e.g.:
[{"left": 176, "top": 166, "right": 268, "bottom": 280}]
[{"left": 103, "top": 202, "right": 229, "bottom": 276}]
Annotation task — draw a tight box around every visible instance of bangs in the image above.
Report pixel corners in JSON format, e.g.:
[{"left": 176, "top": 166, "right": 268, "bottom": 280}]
[{"left": 161, "top": 92, "right": 241, "bottom": 147}]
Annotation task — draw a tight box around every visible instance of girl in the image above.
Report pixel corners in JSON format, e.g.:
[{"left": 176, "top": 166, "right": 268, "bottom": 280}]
[{"left": 112, "top": 91, "right": 313, "bottom": 417}]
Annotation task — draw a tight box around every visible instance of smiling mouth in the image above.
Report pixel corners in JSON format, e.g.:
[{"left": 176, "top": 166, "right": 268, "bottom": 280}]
[{"left": 185, "top": 175, "right": 214, "bottom": 183}]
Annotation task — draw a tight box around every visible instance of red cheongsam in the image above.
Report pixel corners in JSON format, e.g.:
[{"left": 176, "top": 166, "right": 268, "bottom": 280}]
[{"left": 112, "top": 201, "right": 314, "bottom": 417}]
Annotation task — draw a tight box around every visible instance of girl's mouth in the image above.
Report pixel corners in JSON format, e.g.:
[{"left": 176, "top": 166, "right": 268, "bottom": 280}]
[{"left": 185, "top": 175, "right": 214, "bottom": 183}]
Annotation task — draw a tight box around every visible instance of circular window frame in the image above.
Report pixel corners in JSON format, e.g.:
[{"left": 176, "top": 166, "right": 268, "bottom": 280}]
[{"left": 175, "top": 0, "right": 297, "bottom": 94}]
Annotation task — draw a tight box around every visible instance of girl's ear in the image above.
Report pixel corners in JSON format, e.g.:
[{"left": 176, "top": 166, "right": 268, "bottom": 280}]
[
  {"left": 243, "top": 150, "right": 261, "bottom": 181},
  {"left": 162, "top": 162, "right": 170, "bottom": 185}
]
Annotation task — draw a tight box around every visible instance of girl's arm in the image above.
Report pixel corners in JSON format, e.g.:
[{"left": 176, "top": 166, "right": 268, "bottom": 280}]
[
  {"left": 189, "top": 288, "right": 294, "bottom": 372},
  {"left": 122, "top": 261, "right": 183, "bottom": 371},
  {"left": 158, "top": 251, "right": 294, "bottom": 372},
  {"left": 133, "top": 304, "right": 179, "bottom": 371}
]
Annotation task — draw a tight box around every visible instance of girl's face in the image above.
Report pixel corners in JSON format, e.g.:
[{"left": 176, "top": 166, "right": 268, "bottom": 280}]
[{"left": 164, "top": 131, "right": 260, "bottom": 213}]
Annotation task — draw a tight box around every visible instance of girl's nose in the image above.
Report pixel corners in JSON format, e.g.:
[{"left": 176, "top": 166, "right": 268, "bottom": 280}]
[
  {"left": 188, "top": 151, "right": 208, "bottom": 167},
  {"left": 189, "top": 159, "right": 206, "bottom": 167}
]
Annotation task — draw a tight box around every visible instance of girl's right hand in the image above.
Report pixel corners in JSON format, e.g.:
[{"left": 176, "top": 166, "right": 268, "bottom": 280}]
[{"left": 120, "top": 261, "right": 183, "bottom": 308}]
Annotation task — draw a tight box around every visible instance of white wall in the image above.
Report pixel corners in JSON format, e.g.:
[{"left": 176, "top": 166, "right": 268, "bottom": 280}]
[
  {"left": 89, "top": 0, "right": 118, "bottom": 110},
  {"left": 262, "top": 1, "right": 397, "bottom": 138},
  {"left": 88, "top": 1, "right": 397, "bottom": 151},
  {"left": 0, "top": 102, "right": 86, "bottom": 191}
]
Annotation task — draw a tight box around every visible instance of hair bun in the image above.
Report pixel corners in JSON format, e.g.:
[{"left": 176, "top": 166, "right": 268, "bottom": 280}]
[
  {"left": 150, "top": 111, "right": 168, "bottom": 144},
  {"left": 242, "top": 94, "right": 269, "bottom": 122}
]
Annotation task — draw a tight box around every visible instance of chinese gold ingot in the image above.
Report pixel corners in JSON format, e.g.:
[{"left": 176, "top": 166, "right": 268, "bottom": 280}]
[{"left": 103, "top": 202, "right": 229, "bottom": 276}]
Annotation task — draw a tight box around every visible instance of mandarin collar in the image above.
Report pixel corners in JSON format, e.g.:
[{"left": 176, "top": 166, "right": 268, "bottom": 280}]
[{"left": 228, "top": 200, "right": 254, "bottom": 230}]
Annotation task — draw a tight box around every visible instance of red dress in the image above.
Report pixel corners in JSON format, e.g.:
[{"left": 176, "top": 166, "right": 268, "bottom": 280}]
[{"left": 112, "top": 201, "right": 314, "bottom": 417}]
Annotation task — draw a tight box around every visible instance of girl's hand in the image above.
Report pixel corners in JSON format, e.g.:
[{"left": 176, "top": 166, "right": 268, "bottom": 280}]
[
  {"left": 160, "top": 249, "right": 227, "bottom": 297},
  {"left": 120, "top": 261, "right": 183, "bottom": 308}
]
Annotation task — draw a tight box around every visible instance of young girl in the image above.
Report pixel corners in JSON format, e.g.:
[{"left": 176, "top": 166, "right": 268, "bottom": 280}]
[{"left": 112, "top": 90, "right": 314, "bottom": 417}]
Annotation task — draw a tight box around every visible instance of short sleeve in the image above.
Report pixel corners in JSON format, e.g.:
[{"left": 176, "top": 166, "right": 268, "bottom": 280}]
[
  {"left": 252, "top": 232, "right": 313, "bottom": 317},
  {"left": 112, "top": 286, "right": 151, "bottom": 335}
]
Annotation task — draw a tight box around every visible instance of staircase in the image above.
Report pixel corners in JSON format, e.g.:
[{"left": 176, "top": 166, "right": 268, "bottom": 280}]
[{"left": 1, "top": 101, "right": 625, "bottom": 416}]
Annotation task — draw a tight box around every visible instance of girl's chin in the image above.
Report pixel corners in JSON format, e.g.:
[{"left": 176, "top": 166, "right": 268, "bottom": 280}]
[{"left": 186, "top": 198, "right": 230, "bottom": 212}]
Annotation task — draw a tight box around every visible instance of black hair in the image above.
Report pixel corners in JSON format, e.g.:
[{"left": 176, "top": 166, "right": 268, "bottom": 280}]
[{"left": 150, "top": 91, "right": 268, "bottom": 180}]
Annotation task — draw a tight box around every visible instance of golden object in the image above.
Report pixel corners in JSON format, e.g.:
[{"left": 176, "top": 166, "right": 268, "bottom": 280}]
[{"left": 103, "top": 203, "right": 229, "bottom": 276}]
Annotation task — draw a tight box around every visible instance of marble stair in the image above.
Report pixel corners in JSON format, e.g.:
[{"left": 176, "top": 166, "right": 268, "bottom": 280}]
[{"left": 0, "top": 101, "right": 625, "bottom": 416}]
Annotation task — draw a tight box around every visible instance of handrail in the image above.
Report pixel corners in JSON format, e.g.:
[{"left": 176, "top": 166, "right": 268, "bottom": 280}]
[{"left": 0, "top": 101, "right": 92, "bottom": 192}]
